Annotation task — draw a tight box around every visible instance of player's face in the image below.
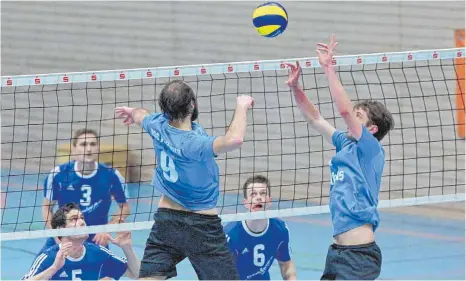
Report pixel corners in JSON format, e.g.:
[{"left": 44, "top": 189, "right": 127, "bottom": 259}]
[
  {"left": 346, "top": 107, "right": 375, "bottom": 139},
  {"left": 243, "top": 183, "right": 272, "bottom": 212},
  {"left": 65, "top": 209, "right": 89, "bottom": 240},
  {"left": 73, "top": 133, "right": 99, "bottom": 163}
]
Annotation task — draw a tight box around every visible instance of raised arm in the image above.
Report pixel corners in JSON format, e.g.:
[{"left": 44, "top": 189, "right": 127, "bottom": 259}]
[
  {"left": 115, "top": 107, "right": 150, "bottom": 127},
  {"left": 286, "top": 61, "right": 335, "bottom": 144},
  {"left": 317, "top": 34, "right": 362, "bottom": 140},
  {"left": 22, "top": 244, "right": 71, "bottom": 281},
  {"left": 109, "top": 232, "right": 140, "bottom": 279},
  {"left": 212, "top": 95, "right": 254, "bottom": 154}
]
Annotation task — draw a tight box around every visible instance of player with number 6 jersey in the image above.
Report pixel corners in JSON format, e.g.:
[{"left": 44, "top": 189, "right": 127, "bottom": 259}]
[
  {"left": 40, "top": 129, "right": 131, "bottom": 254},
  {"left": 224, "top": 175, "right": 297, "bottom": 280},
  {"left": 115, "top": 80, "right": 254, "bottom": 280}
]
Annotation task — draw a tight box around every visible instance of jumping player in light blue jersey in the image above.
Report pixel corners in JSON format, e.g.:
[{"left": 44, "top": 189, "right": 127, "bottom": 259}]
[
  {"left": 40, "top": 129, "right": 131, "bottom": 253},
  {"left": 286, "top": 35, "right": 395, "bottom": 280},
  {"left": 224, "top": 175, "right": 297, "bottom": 280},
  {"left": 22, "top": 203, "right": 139, "bottom": 280},
  {"left": 115, "top": 80, "right": 254, "bottom": 280}
]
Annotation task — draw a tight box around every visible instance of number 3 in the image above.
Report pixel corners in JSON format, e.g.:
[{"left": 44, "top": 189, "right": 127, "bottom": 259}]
[
  {"left": 160, "top": 151, "right": 178, "bottom": 183},
  {"left": 80, "top": 185, "right": 92, "bottom": 207},
  {"left": 253, "top": 244, "right": 265, "bottom": 267}
]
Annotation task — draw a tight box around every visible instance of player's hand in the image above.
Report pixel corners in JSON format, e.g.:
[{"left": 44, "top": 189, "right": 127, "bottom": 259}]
[
  {"left": 115, "top": 106, "right": 135, "bottom": 126},
  {"left": 237, "top": 95, "right": 254, "bottom": 109},
  {"left": 109, "top": 231, "right": 132, "bottom": 248},
  {"left": 316, "top": 34, "right": 339, "bottom": 69},
  {"left": 51, "top": 242, "right": 71, "bottom": 270},
  {"left": 93, "top": 232, "right": 110, "bottom": 247},
  {"left": 285, "top": 61, "right": 302, "bottom": 88}
]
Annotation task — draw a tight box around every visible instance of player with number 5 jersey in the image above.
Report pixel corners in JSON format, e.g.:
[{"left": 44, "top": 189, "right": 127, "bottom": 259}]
[{"left": 115, "top": 80, "right": 254, "bottom": 280}]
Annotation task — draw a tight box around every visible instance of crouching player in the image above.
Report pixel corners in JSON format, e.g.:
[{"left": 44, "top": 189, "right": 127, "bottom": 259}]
[
  {"left": 22, "top": 203, "right": 139, "bottom": 280},
  {"left": 224, "top": 175, "right": 297, "bottom": 280}
]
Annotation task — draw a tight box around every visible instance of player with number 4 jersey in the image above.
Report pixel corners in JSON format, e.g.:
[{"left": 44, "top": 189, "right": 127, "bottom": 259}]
[
  {"left": 115, "top": 80, "right": 254, "bottom": 280},
  {"left": 225, "top": 175, "right": 297, "bottom": 280},
  {"left": 40, "top": 129, "right": 131, "bottom": 253}
]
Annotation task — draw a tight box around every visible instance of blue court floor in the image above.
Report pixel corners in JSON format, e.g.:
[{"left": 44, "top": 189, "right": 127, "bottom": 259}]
[{"left": 1, "top": 178, "right": 465, "bottom": 280}]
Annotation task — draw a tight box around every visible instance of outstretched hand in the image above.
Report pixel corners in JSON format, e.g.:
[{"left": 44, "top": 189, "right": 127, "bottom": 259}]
[
  {"left": 316, "top": 34, "right": 339, "bottom": 68},
  {"left": 115, "top": 107, "right": 135, "bottom": 126},
  {"left": 285, "top": 61, "right": 302, "bottom": 88},
  {"left": 109, "top": 231, "right": 132, "bottom": 248}
]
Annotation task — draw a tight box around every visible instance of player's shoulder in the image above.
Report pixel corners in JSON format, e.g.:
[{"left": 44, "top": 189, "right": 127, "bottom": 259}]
[
  {"left": 96, "top": 162, "right": 115, "bottom": 173},
  {"left": 192, "top": 122, "right": 209, "bottom": 136},
  {"left": 145, "top": 112, "right": 166, "bottom": 125},
  {"left": 37, "top": 244, "right": 60, "bottom": 260},
  {"left": 269, "top": 218, "right": 290, "bottom": 233},
  {"left": 223, "top": 221, "right": 242, "bottom": 235},
  {"left": 51, "top": 161, "right": 75, "bottom": 174},
  {"left": 84, "top": 242, "right": 112, "bottom": 258}
]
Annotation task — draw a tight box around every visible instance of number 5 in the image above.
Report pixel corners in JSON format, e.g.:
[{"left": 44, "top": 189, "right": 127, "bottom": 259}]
[
  {"left": 72, "top": 269, "right": 82, "bottom": 280},
  {"left": 253, "top": 244, "right": 265, "bottom": 267}
]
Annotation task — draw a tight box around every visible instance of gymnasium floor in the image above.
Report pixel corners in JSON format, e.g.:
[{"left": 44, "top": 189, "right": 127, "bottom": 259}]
[{"left": 1, "top": 179, "right": 465, "bottom": 280}]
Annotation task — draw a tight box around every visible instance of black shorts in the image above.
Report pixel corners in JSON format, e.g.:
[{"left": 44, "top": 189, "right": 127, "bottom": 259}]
[
  {"left": 139, "top": 208, "right": 239, "bottom": 280},
  {"left": 321, "top": 242, "right": 382, "bottom": 280}
]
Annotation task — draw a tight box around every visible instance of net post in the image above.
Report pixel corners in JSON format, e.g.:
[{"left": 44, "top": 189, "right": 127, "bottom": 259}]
[{"left": 455, "top": 29, "right": 465, "bottom": 139}]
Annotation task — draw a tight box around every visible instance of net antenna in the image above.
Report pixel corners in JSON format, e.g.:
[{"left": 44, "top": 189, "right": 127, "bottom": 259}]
[{"left": 1, "top": 48, "right": 465, "bottom": 241}]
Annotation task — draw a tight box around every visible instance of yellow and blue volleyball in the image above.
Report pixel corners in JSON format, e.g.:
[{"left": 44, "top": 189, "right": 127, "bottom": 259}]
[{"left": 252, "top": 2, "right": 288, "bottom": 38}]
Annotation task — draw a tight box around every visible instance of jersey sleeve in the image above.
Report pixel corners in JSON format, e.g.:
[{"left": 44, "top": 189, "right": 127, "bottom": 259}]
[
  {"left": 182, "top": 132, "right": 217, "bottom": 161},
  {"left": 21, "top": 252, "right": 54, "bottom": 280},
  {"left": 275, "top": 222, "right": 292, "bottom": 262},
  {"left": 141, "top": 112, "right": 163, "bottom": 139},
  {"left": 224, "top": 223, "right": 239, "bottom": 257},
  {"left": 110, "top": 169, "right": 128, "bottom": 203},
  {"left": 98, "top": 246, "right": 128, "bottom": 280},
  {"left": 356, "top": 125, "right": 382, "bottom": 158},
  {"left": 43, "top": 166, "right": 61, "bottom": 201},
  {"left": 332, "top": 130, "right": 353, "bottom": 152}
]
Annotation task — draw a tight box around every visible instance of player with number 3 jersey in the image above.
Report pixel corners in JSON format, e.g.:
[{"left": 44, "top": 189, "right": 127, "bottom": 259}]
[
  {"left": 224, "top": 175, "right": 297, "bottom": 280},
  {"left": 115, "top": 80, "right": 254, "bottom": 280},
  {"left": 40, "top": 129, "right": 131, "bottom": 253}
]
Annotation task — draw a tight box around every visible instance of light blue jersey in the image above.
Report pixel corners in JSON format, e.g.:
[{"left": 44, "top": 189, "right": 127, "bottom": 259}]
[
  {"left": 142, "top": 113, "right": 219, "bottom": 211},
  {"left": 224, "top": 219, "right": 292, "bottom": 280},
  {"left": 22, "top": 242, "right": 127, "bottom": 280},
  {"left": 329, "top": 125, "right": 385, "bottom": 237}
]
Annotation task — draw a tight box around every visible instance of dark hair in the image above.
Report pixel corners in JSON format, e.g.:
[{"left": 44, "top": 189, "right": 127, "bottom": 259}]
[
  {"left": 242, "top": 175, "right": 271, "bottom": 198},
  {"left": 354, "top": 100, "right": 395, "bottom": 141},
  {"left": 51, "top": 203, "right": 80, "bottom": 239},
  {"left": 158, "top": 80, "right": 198, "bottom": 122},
  {"left": 72, "top": 128, "right": 99, "bottom": 147}
]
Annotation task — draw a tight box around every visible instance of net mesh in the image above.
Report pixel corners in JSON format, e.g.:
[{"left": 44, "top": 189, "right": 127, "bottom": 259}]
[{"left": 1, "top": 48, "right": 465, "bottom": 240}]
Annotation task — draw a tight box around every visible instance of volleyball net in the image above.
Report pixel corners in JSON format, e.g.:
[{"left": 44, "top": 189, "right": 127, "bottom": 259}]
[{"left": 1, "top": 48, "right": 465, "bottom": 241}]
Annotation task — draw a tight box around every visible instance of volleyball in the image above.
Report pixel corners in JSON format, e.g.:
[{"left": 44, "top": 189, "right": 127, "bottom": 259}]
[{"left": 252, "top": 2, "right": 288, "bottom": 38}]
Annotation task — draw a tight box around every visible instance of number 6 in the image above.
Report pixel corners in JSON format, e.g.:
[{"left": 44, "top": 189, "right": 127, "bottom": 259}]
[{"left": 253, "top": 244, "right": 265, "bottom": 267}]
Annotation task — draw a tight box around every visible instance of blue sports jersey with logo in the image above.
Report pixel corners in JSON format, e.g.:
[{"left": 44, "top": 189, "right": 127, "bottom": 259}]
[
  {"left": 329, "top": 125, "right": 385, "bottom": 237},
  {"left": 43, "top": 161, "right": 128, "bottom": 227},
  {"left": 224, "top": 218, "right": 291, "bottom": 280},
  {"left": 142, "top": 113, "right": 219, "bottom": 211},
  {"left": 22, "top": 242, "right": 127, "bottom": 280}
]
